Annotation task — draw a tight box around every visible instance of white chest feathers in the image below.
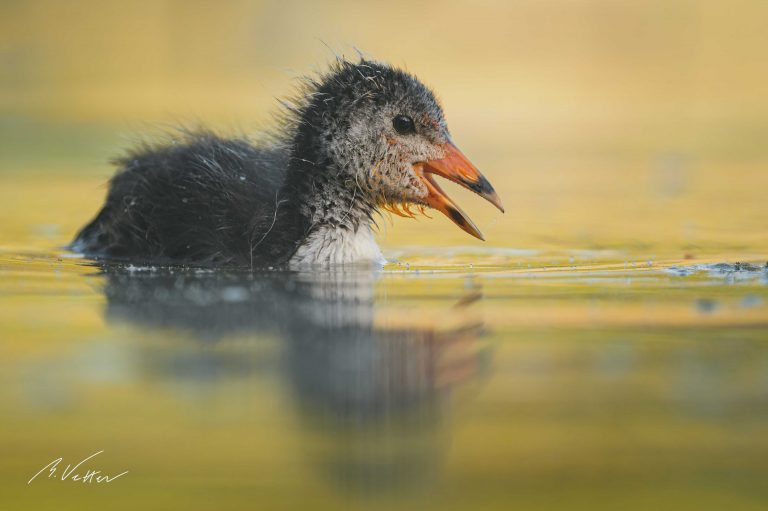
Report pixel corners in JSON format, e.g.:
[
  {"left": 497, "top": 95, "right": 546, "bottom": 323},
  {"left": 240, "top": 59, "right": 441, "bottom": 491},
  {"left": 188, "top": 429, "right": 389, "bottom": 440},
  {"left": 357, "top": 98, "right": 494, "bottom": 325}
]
[{"left": 290, "top": 224, "right": 386, "bottom": 266}]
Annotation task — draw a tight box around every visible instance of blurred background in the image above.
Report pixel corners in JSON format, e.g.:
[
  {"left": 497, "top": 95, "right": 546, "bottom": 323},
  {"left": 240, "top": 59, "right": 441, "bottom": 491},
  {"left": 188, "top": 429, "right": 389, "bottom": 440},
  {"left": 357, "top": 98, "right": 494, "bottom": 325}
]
[
  {"left": 2, "top": 2, "right": 768, "bottom": 511},
  {"left": 1, "top": 0, "right": 767, "bottom": 255}
]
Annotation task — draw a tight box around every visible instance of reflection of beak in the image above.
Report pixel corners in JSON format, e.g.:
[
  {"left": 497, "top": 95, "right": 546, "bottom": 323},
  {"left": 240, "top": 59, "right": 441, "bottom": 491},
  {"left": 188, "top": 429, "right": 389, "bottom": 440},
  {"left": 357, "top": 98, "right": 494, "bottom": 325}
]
[{"left": 414, "top": 143, "right": 504, "bottom": 241}]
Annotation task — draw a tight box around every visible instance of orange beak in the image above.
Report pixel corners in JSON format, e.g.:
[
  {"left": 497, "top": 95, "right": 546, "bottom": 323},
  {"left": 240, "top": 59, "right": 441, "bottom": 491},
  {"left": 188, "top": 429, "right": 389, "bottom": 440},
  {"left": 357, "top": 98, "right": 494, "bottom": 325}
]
[{"left": 414, "top": 142, "right": 504, "bottom": 241}]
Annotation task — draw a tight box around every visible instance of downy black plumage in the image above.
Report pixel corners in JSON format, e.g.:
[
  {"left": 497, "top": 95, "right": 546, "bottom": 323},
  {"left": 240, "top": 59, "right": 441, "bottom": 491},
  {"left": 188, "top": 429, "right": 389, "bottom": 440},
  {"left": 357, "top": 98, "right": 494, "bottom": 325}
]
[{"left": 71, "top": 58, "right": 504, "bottom": 268}]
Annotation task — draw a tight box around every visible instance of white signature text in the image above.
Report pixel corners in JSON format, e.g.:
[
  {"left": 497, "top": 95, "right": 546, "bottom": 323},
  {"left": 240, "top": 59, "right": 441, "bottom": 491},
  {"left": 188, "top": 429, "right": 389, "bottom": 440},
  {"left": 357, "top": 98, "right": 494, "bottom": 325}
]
[{"left": 28, "top": 450, "right": 128, "bottom": 485}]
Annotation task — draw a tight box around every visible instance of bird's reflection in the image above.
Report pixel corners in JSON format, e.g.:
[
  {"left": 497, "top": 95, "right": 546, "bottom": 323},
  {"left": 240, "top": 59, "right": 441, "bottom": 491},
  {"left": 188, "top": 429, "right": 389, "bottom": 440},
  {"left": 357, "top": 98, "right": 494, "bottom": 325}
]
[{"left": 100, "top": 266, "right": 491, "bottom": 495}]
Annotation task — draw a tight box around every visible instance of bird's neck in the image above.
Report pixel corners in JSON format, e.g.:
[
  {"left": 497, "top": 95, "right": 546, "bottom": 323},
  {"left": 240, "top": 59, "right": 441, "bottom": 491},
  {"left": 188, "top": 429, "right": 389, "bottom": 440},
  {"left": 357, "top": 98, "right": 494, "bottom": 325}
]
[
  {"left": 280, "top": 147, "right": 384, "bottom": 266},
  {"left": 289, "top": 222, "right": 384, "bottom": 266}
]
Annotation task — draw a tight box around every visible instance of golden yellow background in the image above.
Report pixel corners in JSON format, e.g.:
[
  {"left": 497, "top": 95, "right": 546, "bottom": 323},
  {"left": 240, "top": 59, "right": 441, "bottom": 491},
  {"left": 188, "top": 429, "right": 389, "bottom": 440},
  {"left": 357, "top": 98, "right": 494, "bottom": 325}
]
[
  {"left": 1, "top": 0, "right": 767, "bottom": 256},
  {"left": 1, "top": 2, "right": 768, "bottom": 511}
]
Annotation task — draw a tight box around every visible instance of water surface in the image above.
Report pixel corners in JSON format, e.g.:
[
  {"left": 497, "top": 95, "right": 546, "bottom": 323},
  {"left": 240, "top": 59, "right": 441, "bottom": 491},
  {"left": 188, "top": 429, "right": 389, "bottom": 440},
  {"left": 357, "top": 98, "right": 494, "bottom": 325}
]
[{"left": 2, "top": 228, "right": 767, "bottom": 510}]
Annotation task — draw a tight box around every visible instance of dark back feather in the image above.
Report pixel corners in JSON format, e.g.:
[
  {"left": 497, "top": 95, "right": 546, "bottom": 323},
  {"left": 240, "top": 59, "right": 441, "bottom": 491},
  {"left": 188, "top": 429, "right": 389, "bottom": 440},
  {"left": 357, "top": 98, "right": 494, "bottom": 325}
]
[{"left": 72, "top": 132, "right": 303, "bottom": 267}]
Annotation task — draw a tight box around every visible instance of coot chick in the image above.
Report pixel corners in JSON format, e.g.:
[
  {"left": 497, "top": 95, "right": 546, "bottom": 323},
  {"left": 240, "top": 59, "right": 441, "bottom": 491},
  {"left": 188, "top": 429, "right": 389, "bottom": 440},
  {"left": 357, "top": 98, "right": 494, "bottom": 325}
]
[{"left": 71, "top": 58, "right": 504, "bottom": 268}]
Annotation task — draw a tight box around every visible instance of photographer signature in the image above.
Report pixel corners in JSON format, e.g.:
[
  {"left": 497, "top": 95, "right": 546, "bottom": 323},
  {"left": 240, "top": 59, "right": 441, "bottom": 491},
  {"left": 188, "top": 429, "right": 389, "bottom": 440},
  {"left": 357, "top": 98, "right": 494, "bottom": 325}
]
[{"left": 27, "top": 450, "right": 128, "bottom": 485}]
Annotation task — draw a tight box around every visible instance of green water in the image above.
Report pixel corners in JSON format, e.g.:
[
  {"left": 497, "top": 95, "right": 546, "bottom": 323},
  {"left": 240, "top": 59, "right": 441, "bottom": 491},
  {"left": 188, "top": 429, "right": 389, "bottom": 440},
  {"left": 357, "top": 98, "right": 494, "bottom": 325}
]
[{"left": 2, "top": 242, "right": 767, "bottom": 510}]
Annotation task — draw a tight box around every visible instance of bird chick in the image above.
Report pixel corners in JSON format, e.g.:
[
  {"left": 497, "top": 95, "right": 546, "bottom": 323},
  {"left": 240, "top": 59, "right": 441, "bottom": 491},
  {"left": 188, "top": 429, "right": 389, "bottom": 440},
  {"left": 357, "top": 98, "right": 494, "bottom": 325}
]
[{"left": 71, "top": 58, "right": 504, "bottom": 268}]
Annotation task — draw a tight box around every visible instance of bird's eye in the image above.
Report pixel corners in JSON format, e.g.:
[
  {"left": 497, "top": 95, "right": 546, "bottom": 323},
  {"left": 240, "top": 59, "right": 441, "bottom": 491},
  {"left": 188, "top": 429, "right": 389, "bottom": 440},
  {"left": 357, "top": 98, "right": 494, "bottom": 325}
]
[{"left": 393, "top": 115, "right": 416, "bottom": 135}]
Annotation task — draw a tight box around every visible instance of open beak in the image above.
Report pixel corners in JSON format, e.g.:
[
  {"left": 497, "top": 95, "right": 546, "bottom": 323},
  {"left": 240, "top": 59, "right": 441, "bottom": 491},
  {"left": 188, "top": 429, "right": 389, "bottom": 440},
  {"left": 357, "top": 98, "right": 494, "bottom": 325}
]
[{"left": 414, "top": 142, "right": 504, "bottom": 241}]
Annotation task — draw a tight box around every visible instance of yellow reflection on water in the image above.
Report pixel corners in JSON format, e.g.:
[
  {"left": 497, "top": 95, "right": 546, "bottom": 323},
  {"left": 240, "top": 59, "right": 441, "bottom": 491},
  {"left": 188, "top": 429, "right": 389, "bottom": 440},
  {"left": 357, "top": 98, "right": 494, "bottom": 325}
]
[{"left": 1, "top": 252, "right": 767, "bottom": 511}]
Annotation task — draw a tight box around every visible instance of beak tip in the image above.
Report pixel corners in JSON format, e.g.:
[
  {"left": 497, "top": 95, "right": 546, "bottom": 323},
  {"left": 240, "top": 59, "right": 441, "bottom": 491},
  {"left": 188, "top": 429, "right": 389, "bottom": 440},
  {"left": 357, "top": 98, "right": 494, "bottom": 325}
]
[{"left": 487, "top": 192, "right": 505, "bottom": 213}]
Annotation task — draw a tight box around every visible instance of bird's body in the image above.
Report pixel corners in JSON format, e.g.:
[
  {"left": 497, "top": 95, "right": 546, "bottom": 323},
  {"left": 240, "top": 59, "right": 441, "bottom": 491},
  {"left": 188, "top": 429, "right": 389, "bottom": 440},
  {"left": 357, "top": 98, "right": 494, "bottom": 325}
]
[
  {"left": 74, "top": 134, "right": 305, "bottom": 267},
  {"left": 72, "top": 59, "right": 503, "bottom": 268}
]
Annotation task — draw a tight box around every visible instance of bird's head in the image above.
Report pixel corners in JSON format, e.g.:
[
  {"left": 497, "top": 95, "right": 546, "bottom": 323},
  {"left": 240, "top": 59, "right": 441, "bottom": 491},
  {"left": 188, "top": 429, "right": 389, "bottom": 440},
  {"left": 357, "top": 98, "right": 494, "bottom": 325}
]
[{"left": 290, "top": 59, "right": 504, "bottom": 239}]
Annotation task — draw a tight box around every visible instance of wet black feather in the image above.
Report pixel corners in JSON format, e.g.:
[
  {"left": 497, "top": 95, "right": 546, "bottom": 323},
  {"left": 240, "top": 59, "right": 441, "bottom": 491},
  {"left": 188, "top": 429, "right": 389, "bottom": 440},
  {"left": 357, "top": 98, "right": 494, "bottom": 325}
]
[{"left": 72, "top": 132, "right": 302, "bottom": 267}]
